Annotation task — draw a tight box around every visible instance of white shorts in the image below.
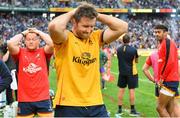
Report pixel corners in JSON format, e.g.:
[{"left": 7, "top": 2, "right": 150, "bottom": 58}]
[{"left": 160, "top": 86, "right": 175, "bottom": 97}]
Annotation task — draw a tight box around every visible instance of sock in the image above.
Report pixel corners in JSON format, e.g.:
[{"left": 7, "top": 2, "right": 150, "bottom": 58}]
[
  {"left": 131, "top": 105, "right": 135, "bottom": 111},
  {"left": 118, "top": 105, "right": 122, "bottom": 112}
]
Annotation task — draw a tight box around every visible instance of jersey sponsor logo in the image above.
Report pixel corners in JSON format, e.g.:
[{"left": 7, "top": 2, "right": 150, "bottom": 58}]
[
  {"left": 72, "top": 52, "right": 96, "bottom": 66},
  {"left": 23, "top": 63, "right": 42, "bottom": 74}
]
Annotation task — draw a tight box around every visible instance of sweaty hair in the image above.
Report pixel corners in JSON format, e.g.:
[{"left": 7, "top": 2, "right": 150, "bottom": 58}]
[
  {"left": 73, "top": 4, "right": 98, "bottom": 22},
  {"left": 154, "top": 25, "right": 168, "bottom": 32},
  {"left": 122, "top": 34, "right": 130, "bottom": 43}
]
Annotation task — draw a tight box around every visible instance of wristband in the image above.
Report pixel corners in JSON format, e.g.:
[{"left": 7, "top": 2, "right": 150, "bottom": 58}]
[{"left": 21, "top": 32, "right": 25, "bottom": 37}]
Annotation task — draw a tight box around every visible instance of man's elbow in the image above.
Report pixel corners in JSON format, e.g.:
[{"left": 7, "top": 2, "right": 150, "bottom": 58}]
[
  {"left": 142, "top": 66, "right": 146, "bottom": 73},
  {"left": 7, "top": 40, "right": 11, "bottom": 47},
  {"left": 142, "top": 68, "right": 149, "bottom": 76},
  {"left": 7, "top": 76, "right": 13, "bottom": 85},
  {"left": 0, "top": 77, "right": 12, "bottom": 93},
  {"left": 124, "top": 23, "right": 128, "bottom": 33},
  {"left": 7, "top": 40, "right": 13, "bottom": 50},
  {"left": 48, "top": 22, "right": 56, "bottom": 34}
]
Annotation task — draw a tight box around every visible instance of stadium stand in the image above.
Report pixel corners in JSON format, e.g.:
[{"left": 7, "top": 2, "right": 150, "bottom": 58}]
[
  {"left": 122, "top": 0, "right": 180, "bottom": 9},
  {"left": 0, "top": 0, "right": 179, "bottom": 49}
]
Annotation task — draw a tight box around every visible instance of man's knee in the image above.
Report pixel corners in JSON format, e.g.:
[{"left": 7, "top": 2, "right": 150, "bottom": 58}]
[
  {"left": 156, "top": 105, "right": 163, "bottom": 113},
  {"left": 118, "top": 94, "right": 123, "bottom": 100}
]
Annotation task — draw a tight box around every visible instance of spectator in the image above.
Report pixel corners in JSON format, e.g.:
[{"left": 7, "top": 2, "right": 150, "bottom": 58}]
[{"left": 116, "top": 34, "right": 139, "bottom": 117}]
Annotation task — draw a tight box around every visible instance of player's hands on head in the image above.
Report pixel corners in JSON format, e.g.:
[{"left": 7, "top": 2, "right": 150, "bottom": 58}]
[{"left": 21, "top": 29, "right": 29, "bottom": 37}]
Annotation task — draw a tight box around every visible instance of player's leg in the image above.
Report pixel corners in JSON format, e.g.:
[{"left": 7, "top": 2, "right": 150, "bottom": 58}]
[
  {"left": 173, "top": 97, "right": 180, "bottom": 117},
  {"left": 159, "top": 81, "right": 179, "bottom": 117},
  {"left": 16, "top": 102, "right": 35, "bottom": 118},
  {"left": 156, "top": 84, "right": 176, "bottom": 117},
  {"left": 100, "top": 67, "right": 106, "bottom": 89},
  {"left": 117, "top": 75, "right": 127, "bottom": 115},
  {"left": 117, "top": 88, "right": 125, "bottom": 113},
  {"left": 128, "top": 74, "right": 139, "bottom": 116},
  {"left": 36, "top": 99, "right": 53, "bottom": 117},
  {"left": 156, "top": 92, "right": 172, "bottom": 117}
]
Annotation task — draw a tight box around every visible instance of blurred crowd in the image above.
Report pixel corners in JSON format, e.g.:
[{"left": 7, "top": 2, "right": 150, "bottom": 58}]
[
  {"left": 0, "top": 0, "right": 119, "bottom": 8},
  {"left": 123, "top": 0, "right": 180, "bottom": 9},
  {"left": 0, "top": 13, "right": 48, "bottom": 41},
  {"left": 0, "top": 0, "right": 180, "bottom": 9},
  {"left": 0, "top": 13, "right": 179, "bottom": 49},
  {"left": 0, "top": 0, "right": 179, "bottom": 49},
  {"left": 127, "top": 14, "right": 180, "bottom": 49}
]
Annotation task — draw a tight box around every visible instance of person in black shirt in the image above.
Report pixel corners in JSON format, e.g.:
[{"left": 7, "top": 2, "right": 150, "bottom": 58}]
[
  {"left": 116, "top": 34, "right": 139, "bottom": 117},
  {"left": 0, "top": 42, "right": 17, "bottom": 105},
  {"left": 0, "top": 60, "right": 12, "bottom": 93}
]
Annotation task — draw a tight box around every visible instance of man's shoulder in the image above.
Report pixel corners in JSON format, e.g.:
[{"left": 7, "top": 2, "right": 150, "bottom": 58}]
[
  {"left": 129, "top": 45, "right": 136, "bottom": 49},
  {"left": 91, "top": 30, "right": 103, "bottom": 36},
  {"left": 126, "top": 45, "right": 137, "bottom": 51}
]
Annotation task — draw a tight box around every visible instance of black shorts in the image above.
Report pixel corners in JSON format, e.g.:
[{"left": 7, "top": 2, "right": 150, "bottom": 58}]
[
  {"left": 54, "top": 104, "right": 109, "bottom": 117},
  {"left": 17, "top": 99, "right": 53, "bottom": 116},
  {"left": 117, "top": 74, "right": 138, "bottom": 89}
]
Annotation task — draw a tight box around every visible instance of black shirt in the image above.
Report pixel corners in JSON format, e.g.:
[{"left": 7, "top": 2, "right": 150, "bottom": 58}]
[{"left": 117, "top": 44, "right": 138, "bottom": 76}]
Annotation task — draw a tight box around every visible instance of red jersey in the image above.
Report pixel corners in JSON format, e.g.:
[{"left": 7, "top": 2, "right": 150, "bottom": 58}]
[
  {"left": 158, "top": 39, "right": 179, "bottom": 82},
  {"left": 13, "top": 48, "right": 52, "bottom": 102}
]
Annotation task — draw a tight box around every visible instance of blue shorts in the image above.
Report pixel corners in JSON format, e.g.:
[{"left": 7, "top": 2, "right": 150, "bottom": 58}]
[
  {"left": 17, "top": 99, "right": 53, "bottom": 116},
  {"left": 155, "top": 81, "right": 179, "bottom": 97},
  {"left": 54, "top": 105, "right": 109, "bottom": 117}
]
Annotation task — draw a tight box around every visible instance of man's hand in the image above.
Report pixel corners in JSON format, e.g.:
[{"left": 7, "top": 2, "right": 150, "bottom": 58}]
[
  {"left": 158, "top": 79, "right": 164, "bottom": 87},
  {"left": 21, "top": 29, "right": 29, "bottom": 37}
]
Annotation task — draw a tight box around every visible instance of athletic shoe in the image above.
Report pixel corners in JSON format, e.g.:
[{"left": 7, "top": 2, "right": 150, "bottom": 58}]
[
  {"left": 115, "top": 113, "right": 122, "bottom": 118},
  {"left": 107, "top": 111, "right": 111, "bottom": 117},
  {"left": 130, "top": 109, "right": 140, "bottom": 117},
  {"left": 115, "top": 109, "right": 123, "bottom": 117}
]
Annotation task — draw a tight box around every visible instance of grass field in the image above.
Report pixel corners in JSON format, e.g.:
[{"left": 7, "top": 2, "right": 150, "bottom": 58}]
[
  {"left": 102, "top": 56, "right": 158, "bottom": 117},
  {"left": 48, "top": 56, "right": 166, "bottom": 117}
]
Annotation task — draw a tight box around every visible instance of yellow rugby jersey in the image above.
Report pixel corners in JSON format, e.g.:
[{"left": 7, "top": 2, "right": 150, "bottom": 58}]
[{"left": 54, "top": 30, "right": 104, "bottom": 106}]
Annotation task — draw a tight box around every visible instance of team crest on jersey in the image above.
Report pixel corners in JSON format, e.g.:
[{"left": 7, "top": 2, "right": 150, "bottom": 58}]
[
  {"left": 81, "top": 52, "right": 91, "bottom": 59},
  {"left": 72, "top": 52, "right": 96, "bottom": 66}
]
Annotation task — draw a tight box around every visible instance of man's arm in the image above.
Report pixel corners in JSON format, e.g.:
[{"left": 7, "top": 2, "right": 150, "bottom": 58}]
[
  {"left": 0, "top": 61, "right": 12, "bottom": 93},
  {"left": 2, "top": 51, "right": 9, "bottom": 62},
  {"left": 142, "top": 63, "right": 155, "bottom": 83},
  {"left": 48, "top": 10, "right": 75, "bottom": 44},
  {"left": 97, "top": 14, "right": 128, "bottom": 44},
  {"left": 135, "top": 49, "right": 138, "bottom": 63},
  {"left": 135, "top": 56, "right": 138, "bottom": 63},
  {"left": 7, "top": 34, "right": 23, "bottom": 55},
  {"left": 7, "top": 30, "right": 28, "bottom": 55}
]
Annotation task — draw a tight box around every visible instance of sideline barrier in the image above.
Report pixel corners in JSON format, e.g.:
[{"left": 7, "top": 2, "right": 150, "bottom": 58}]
[
  {"left": 138, "top": 49, "right": 180, "bottom": 56},
  {"left": 138, "top": 49, "right": 155, "bottom": 56}
]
